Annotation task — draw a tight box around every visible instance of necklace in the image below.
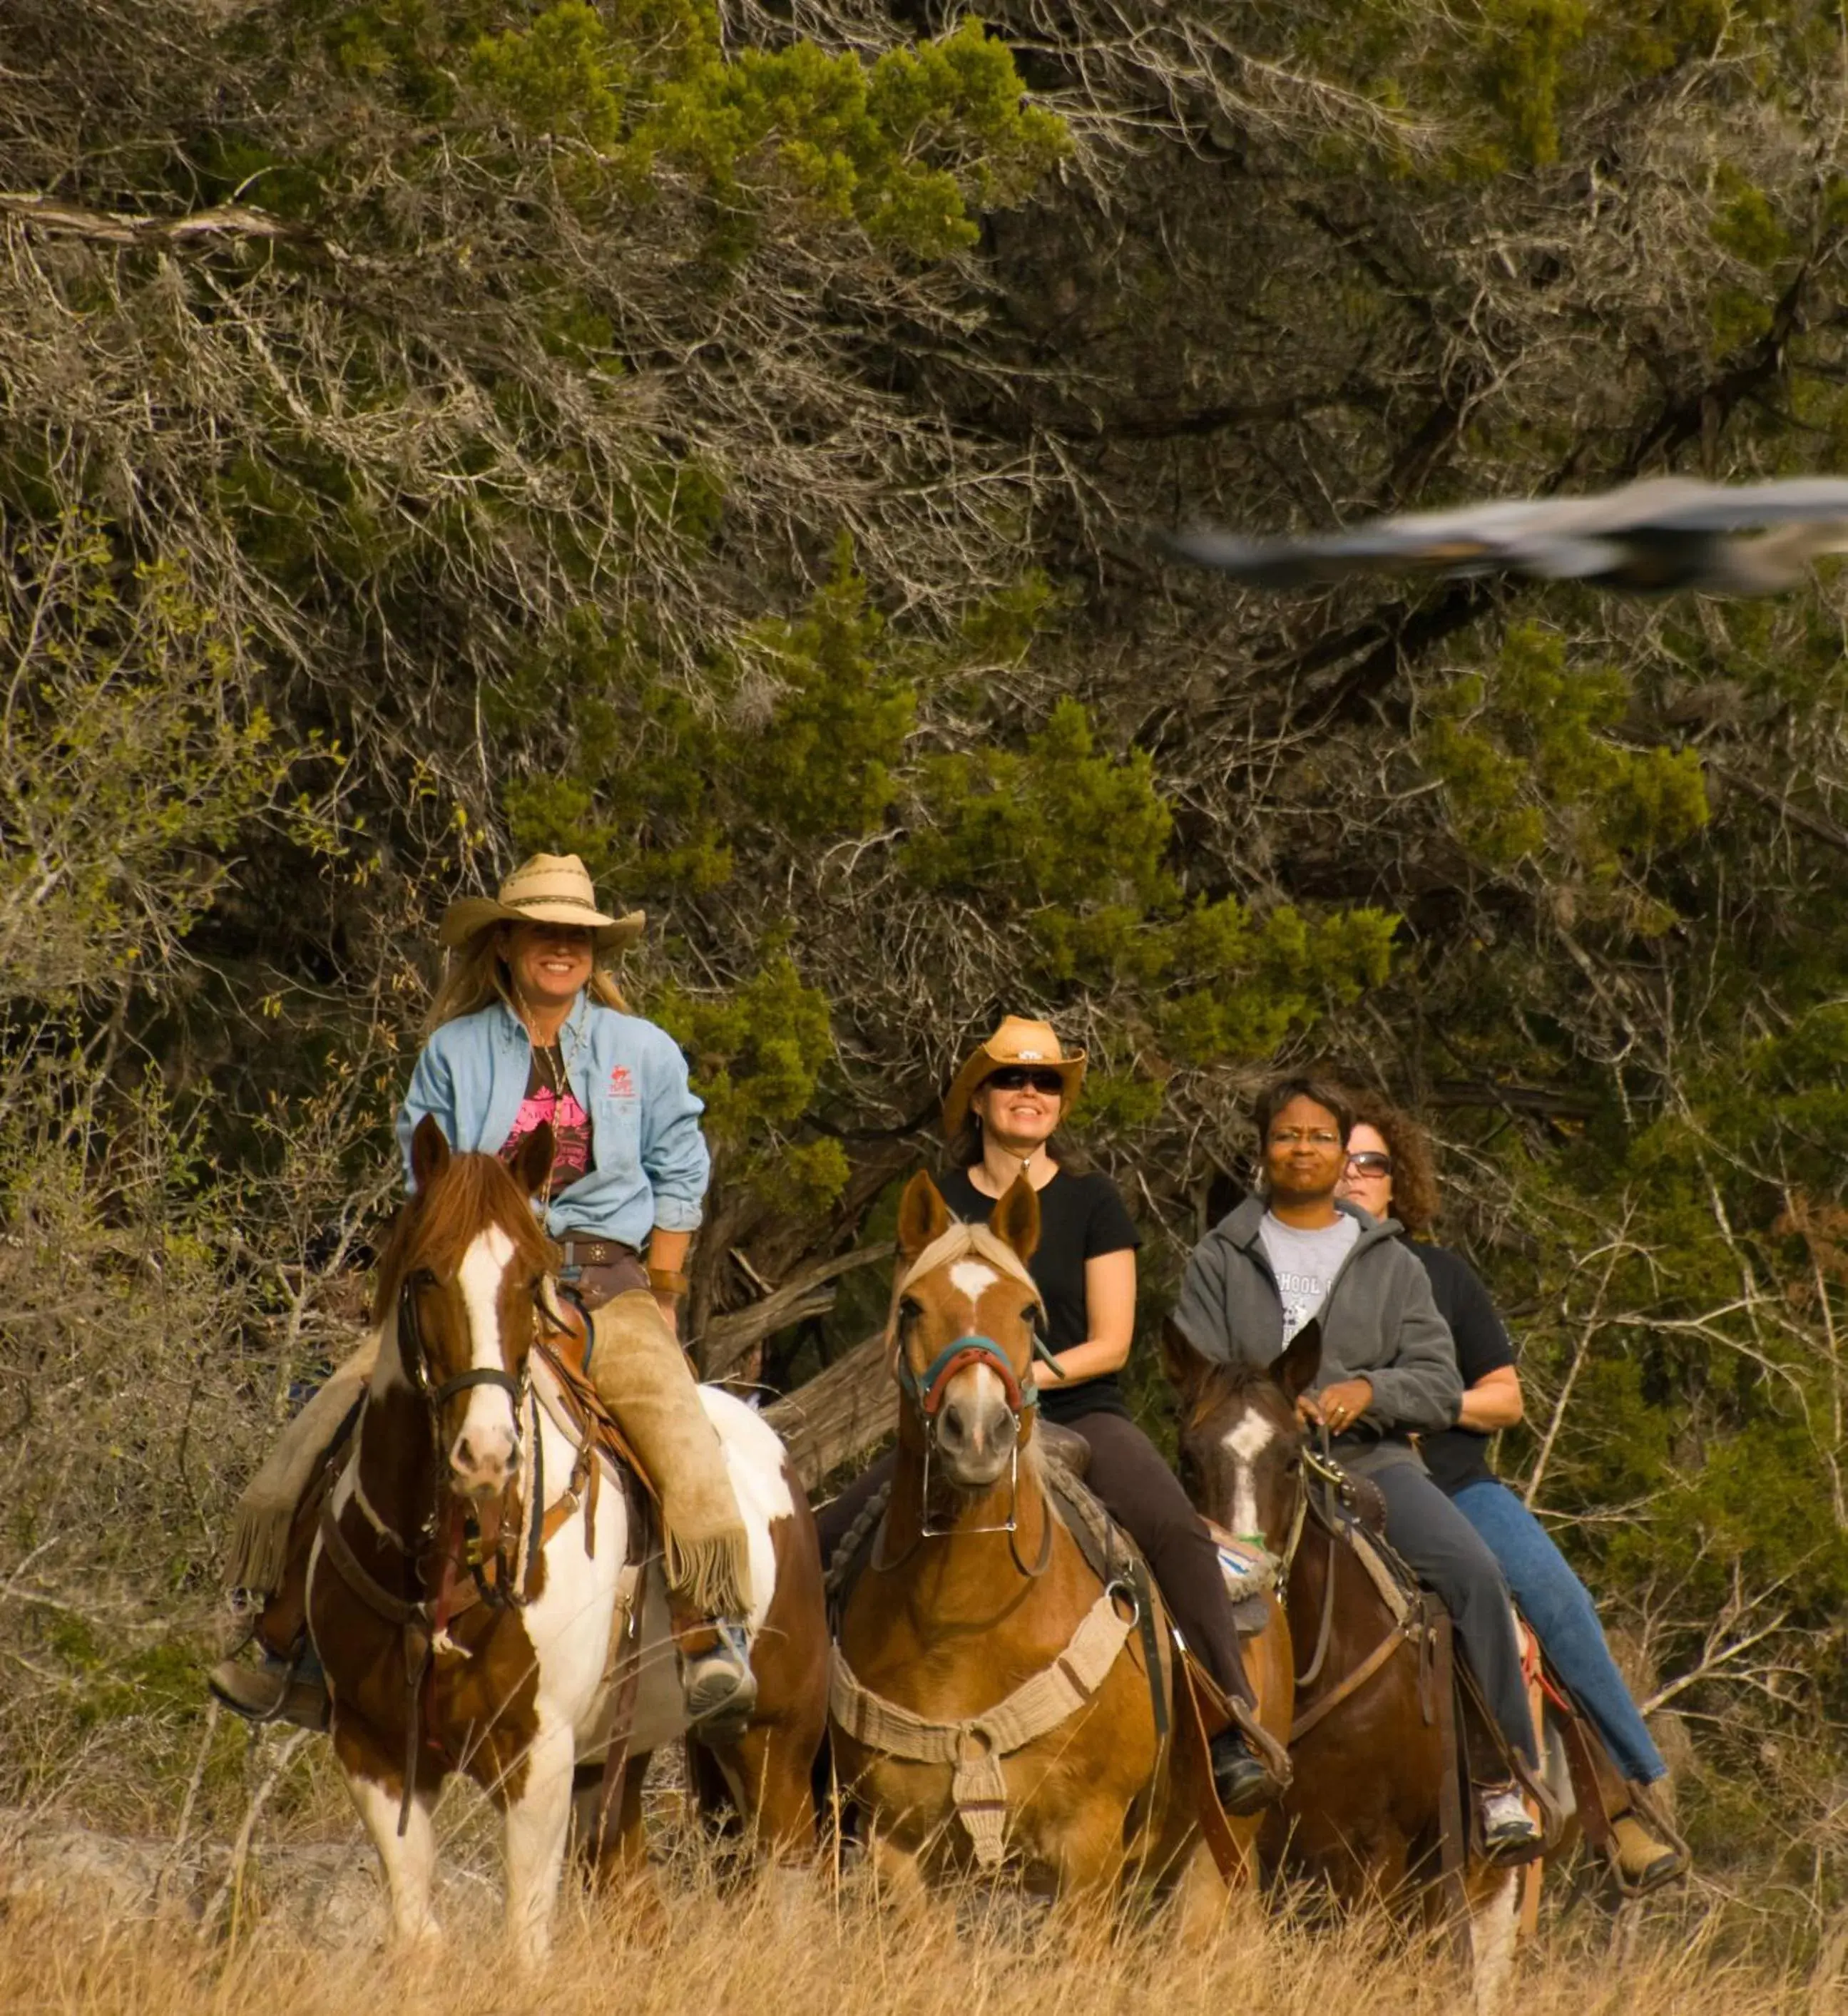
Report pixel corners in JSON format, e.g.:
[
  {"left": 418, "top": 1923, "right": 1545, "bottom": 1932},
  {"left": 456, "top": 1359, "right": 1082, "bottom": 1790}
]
[
  {"left": 533, "top": 1040, "right": 568, "bottom": 1100},
  {"left": 973, "top": 1146, "right": 1048, "bottom": 1197}
]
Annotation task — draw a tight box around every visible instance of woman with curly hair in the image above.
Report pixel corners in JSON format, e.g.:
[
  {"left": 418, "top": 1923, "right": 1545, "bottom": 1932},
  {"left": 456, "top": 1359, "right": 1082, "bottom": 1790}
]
[{"left": 1337, "top": 1089, "right": 1686, "bottom": 1892}]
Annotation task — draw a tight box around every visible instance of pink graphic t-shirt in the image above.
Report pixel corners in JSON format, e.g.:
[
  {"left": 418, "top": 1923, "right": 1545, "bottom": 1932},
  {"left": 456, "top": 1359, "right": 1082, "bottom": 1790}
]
[{"left": 499, "top": 1048, "right": 593, "bottom": 1196}]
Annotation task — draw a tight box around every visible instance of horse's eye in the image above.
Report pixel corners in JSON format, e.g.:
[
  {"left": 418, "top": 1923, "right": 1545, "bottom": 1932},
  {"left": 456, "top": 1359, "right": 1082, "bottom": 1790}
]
[
  {"left": 1285, "top": 1455, "right": 1302, "bottom": 1476},
  {"left": 898, "top": 1296, "right": 922, "bottom": 1326},
  {"left": 1021, "top": 1304, "right": 1037, "bottom": 1327}
]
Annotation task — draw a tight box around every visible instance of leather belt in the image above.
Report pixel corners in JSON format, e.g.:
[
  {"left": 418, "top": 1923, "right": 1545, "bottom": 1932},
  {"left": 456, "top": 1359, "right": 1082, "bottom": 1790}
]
[{"left": 558, "top": 1236, "right": 638, "bottom": 1272}]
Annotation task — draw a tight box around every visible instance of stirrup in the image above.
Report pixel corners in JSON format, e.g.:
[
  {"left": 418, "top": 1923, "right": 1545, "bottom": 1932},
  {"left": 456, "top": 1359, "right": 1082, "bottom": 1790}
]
[{"left": 208, "top": 1648, "right": 329, "bottom": 1732}]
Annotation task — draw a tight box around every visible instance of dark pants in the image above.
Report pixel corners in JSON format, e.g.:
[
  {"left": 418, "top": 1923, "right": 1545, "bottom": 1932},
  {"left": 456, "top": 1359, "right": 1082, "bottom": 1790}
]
[
  {"left": 1372, "top": 1462, "right": 1538, "bottom": 1771},
  {"left": 815, "top": 1412, "right": 1255, "bottom": 1709}
]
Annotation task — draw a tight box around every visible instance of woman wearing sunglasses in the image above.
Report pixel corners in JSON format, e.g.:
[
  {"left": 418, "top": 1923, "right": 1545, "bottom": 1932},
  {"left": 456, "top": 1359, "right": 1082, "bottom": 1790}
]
[
  {"left": 1337, "top": 1090, "right": 1687, "bottom": 1893},
  {"left": 819, "top": 1015, "right": 1290, "bottom": 1816}
]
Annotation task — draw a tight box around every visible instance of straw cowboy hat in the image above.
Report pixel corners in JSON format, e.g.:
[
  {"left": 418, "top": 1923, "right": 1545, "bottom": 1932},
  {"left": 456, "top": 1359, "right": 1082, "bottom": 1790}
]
[
  {"left": 438, "top": 853, "right": 645, "bottom": 955},
  {"left": 942, "top": 1015, "right": 1088, "bottom": 1134}
]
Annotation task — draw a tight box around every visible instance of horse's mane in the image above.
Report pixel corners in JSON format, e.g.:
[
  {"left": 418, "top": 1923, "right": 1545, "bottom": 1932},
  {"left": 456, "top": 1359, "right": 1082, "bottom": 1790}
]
[
  {"left": 891, "top": 1219, "right": 1043, "bottom": 1326},
  {"left": 373, "top": 1151, "right": 557, "bottom": 1321}
]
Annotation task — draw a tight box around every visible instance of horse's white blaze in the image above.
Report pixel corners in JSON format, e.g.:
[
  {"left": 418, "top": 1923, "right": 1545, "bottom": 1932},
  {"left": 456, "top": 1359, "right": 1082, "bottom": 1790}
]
[
  {"left": 948, "top": 1258, "right": 999, "bottom": 1311},
  {"left": 452, "top": 1225, "right": 519, "bottom": 1488},
  {"left": 1222, "top": 1409, "right": 1275, "bottom": 1540}
]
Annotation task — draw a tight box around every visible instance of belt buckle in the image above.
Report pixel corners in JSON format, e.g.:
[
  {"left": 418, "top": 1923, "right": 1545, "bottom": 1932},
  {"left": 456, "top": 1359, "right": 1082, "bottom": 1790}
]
[{"left": 559, "top": 1239, "right": 583, "bottom": 1286}]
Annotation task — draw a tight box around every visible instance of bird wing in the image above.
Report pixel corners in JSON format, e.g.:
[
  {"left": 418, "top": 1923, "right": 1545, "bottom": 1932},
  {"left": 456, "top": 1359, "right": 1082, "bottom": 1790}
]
[
  {"left": 1160, "top": 497, "right": 1566, "bottom": 585},
  {"left": 1582, "top": 476, "right": 1848, "bottom": 533},
  {"left": 1161, "top": 476, "right": 1848, "bottom": 588}
]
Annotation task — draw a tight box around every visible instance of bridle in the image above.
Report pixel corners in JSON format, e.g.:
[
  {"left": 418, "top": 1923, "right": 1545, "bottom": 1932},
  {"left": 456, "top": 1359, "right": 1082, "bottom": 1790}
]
[
  {"left": 392, "top": 1262, "right": 556, "bottom": 1612},
  {"left": 882, "top": 1319, "right": 1063, "bottom": 1566}
]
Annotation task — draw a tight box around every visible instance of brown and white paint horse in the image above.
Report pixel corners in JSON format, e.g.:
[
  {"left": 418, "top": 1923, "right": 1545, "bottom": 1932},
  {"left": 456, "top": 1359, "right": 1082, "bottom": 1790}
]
[
  {"left": 307, "top": 1117, "right": 827, "bottom": 1965},
  {"left": 1166, "top": 1322, "right": 1525, "bottom": 2008},
  {"left": 831, "top": 1173, "right": 1230, "bottom": 1930}
]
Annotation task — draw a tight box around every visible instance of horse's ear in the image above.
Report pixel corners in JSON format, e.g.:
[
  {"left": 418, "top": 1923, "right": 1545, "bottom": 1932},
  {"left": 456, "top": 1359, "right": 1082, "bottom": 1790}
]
[
  {"left": 1269, "top": 1318, "right": 1323, "bottom": 1402},
  {"left": 511, "top": 1122, "right": 555, "bottom": 1200},
  {"left": 410, "top": 1114, "right": 451, "bottom": 1193},
  {"left": 1161, "top": 1316, "right": 1208, "bottom": 1403},
  {"left": 897, "top": 1172, "right": 951, "bottom": 1262},
  {"left": 989, "top": 1175, "right": 1041, "bottom": 1267}
]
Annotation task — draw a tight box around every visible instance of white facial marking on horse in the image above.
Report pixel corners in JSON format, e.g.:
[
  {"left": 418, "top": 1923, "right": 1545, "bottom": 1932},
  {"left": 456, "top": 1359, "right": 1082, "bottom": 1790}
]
[
  {"left": 948, "top": 1259, "right": 999, "bottom": 1314},
  {"left": 452, "top": 1225, "right": 519, "bottom": 1490},
  {"left": 1226, "top": 1415, "right": 1275, "bottom": 1464},
  {"left": 1222, "top": 1411, "right": 1275, "bottom": 1539}
]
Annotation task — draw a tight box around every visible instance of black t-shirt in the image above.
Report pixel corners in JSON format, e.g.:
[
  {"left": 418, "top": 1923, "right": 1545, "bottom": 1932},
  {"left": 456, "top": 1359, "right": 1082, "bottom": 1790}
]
[
  {"left": 1409, "top": 1241, "right": 1518, "bottom": 1494},
  {"left": 936, "top": 1165, "right": 1141, "bottom": 1425}
]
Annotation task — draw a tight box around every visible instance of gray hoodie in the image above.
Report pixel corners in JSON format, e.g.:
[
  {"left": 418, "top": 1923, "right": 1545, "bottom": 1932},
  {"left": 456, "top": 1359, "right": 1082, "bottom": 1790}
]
[{"left": 1171, "top": 1196, "right": 1461, "bottom": 1475}]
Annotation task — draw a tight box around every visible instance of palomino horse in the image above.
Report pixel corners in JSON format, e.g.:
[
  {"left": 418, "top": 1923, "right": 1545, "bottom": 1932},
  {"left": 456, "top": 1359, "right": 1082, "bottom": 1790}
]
[
  {"left": 1165, "top": 1321, "right": 1525, "bottom": 2005},
  {"left": 306, "top": 1118, "right": 827, "bottom": 1965},
  {"left": 830, "top": 1172, "right": 1269, "bottom": 1926}
]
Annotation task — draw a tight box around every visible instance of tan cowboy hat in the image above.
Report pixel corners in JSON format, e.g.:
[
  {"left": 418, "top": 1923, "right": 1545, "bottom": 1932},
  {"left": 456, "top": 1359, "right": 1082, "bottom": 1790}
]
[
  {"left": 437, "top": 853, "right": 645, "bottom": 955},
  {"left": 942, "top": 1015, "right": 1088, "bottom": 1134}
]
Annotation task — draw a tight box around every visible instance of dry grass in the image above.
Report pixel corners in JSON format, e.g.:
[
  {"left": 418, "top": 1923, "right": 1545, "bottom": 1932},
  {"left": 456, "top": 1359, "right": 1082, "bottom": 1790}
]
[{"left": 4, "top": 1789, "right": 1844, "bottom": 2016}]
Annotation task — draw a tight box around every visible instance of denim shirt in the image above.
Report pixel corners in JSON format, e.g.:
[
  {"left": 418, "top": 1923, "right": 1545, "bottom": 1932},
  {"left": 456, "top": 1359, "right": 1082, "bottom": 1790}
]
[{"left": 396, "top": 993, "right": 710, "bottom": 1247}]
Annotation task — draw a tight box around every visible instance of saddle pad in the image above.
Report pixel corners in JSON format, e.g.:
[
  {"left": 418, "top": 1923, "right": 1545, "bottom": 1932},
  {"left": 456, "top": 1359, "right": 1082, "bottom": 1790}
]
[
  {"left": 1342, "top": 1517, "right": 1418, "bottom": 1627},
  {"left": 1205, "top": 1520, "right": 1278, "bottom": 1604},
  {"left": 1232, "top": 1593, "right": 1270, "bottom": 1637}
]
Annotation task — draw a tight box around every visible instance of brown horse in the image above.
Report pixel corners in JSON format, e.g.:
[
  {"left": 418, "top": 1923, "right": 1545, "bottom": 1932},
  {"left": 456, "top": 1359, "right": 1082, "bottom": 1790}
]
[
  {"left": 1165, "top": 1321, "right": 1523, "bottom": 1997},
  {"left": 306, "top": 1118, "right": 827, "bottom": 1964},
  {"left": 829, "top": 1172, "right": 1245, "bottom": 1928}
]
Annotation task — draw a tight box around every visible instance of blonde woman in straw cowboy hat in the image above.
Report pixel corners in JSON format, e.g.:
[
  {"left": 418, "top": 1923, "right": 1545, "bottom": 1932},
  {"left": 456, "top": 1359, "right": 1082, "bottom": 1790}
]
[
  {"left": 817, "top": 1014, "right": 1290, "bottom": 1816},
  {"left": 211, "top": 854, "right": 756, "bottom": 1731}
]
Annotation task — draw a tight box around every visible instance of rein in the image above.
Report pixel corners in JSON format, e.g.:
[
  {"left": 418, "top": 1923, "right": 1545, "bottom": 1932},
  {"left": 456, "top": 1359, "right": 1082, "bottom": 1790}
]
[{"left": 1278, "top": 1432, "right": 1421, "bottom": 1741}]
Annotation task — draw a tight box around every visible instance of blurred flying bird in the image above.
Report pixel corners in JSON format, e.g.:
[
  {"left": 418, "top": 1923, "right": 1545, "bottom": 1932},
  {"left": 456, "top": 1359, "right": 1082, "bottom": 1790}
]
[{"left": 1160, "top": 476, "right": 1848, "bottom": 595}]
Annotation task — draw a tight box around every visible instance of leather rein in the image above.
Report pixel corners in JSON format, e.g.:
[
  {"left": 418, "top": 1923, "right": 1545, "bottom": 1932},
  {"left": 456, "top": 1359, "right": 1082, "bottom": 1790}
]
[{"left": 1280, "top": 1434, "right": 1421, "bottom": 1742}]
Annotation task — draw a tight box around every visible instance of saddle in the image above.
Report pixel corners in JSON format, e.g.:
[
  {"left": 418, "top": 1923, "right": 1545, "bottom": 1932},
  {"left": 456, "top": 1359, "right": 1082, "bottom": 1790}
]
[{"left": 530, "top": 1336, "right": 659, "bottom": 1512}]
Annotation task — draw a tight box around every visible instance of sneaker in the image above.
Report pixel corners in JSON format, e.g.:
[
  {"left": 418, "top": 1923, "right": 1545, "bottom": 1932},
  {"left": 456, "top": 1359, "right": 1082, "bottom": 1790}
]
[
  {"left": 1612, "top": 1811, "right": 1687, "bottom": 1892},
  {"left": 1478, "top": 1785, "right": 1543, "bottom": 1866},
  {"left": 1208, "top": 1728, "right": 1285, "bottom": 1816},
  {"left": 208, "top": 1652, "right": 330, "bottom": 1731},
  {"left": 681, "top": 1620, "right": 757, "bottom": 1740}
]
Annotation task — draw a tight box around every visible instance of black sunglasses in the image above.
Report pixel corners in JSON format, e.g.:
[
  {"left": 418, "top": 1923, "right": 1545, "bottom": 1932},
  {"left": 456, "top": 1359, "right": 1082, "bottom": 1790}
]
[
  {"left": 1346, "top": 1150, "right": 1393, "bottom": 1176},
  {"left": 984, "top": 1067, "right": 1066, "bottom": 1095}
]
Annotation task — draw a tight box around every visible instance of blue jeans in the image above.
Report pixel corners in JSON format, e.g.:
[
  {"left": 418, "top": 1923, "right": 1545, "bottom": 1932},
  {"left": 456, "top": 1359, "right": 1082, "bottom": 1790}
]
[{"left": 1449, "top": 1478, "right": 1667, "bottom": 1785}]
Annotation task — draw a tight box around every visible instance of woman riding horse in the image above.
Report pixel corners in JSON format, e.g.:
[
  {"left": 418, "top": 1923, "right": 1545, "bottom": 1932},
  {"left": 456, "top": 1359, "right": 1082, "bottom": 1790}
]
[
  {"left": 1336, "top": 1088, "right": 1687, "bottom": 1893},
  {"left": 1172, "top": 1072, "right": 1545, "bottom": 1864},
  {"left": 213, "top": 853, "right": 753, "bottom": 1731},
  {"left": 818, "top": 1014, "right": 1290, "bottom": 1814}
]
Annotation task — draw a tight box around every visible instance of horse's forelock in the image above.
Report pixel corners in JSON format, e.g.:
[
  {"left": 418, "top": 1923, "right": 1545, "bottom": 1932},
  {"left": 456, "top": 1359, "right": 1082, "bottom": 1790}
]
[
  {"left": 1183, "top": 1358, "right": 1295, "bottom": 1437},
  {"left": 373, "top": 1152, "right": 556, "bottom": 1323},
  {"left": 893, "top": 1219, "right": 1042, "bottom": 1316}
]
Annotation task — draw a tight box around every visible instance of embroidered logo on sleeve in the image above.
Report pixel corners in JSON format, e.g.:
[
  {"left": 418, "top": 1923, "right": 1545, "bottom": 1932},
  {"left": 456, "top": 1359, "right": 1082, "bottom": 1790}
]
[{"left": 608, "top": 1065, "right": 635, "bottom": 1099}]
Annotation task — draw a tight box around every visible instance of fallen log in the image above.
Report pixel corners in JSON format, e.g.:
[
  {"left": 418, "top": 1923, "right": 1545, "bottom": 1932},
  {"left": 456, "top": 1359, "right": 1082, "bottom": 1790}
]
[{"left": 762, "top": 1330, "right": 892, "bottom": 1493}]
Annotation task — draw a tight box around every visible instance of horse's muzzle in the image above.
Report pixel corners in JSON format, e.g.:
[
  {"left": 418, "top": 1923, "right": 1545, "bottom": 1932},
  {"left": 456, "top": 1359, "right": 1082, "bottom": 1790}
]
[
  {"left": 450, "top": 1418, "right": 521, "bottom": 1498},
  {"left": 931, "top": 1367, "right": 1019, "bottom": 1488}
]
